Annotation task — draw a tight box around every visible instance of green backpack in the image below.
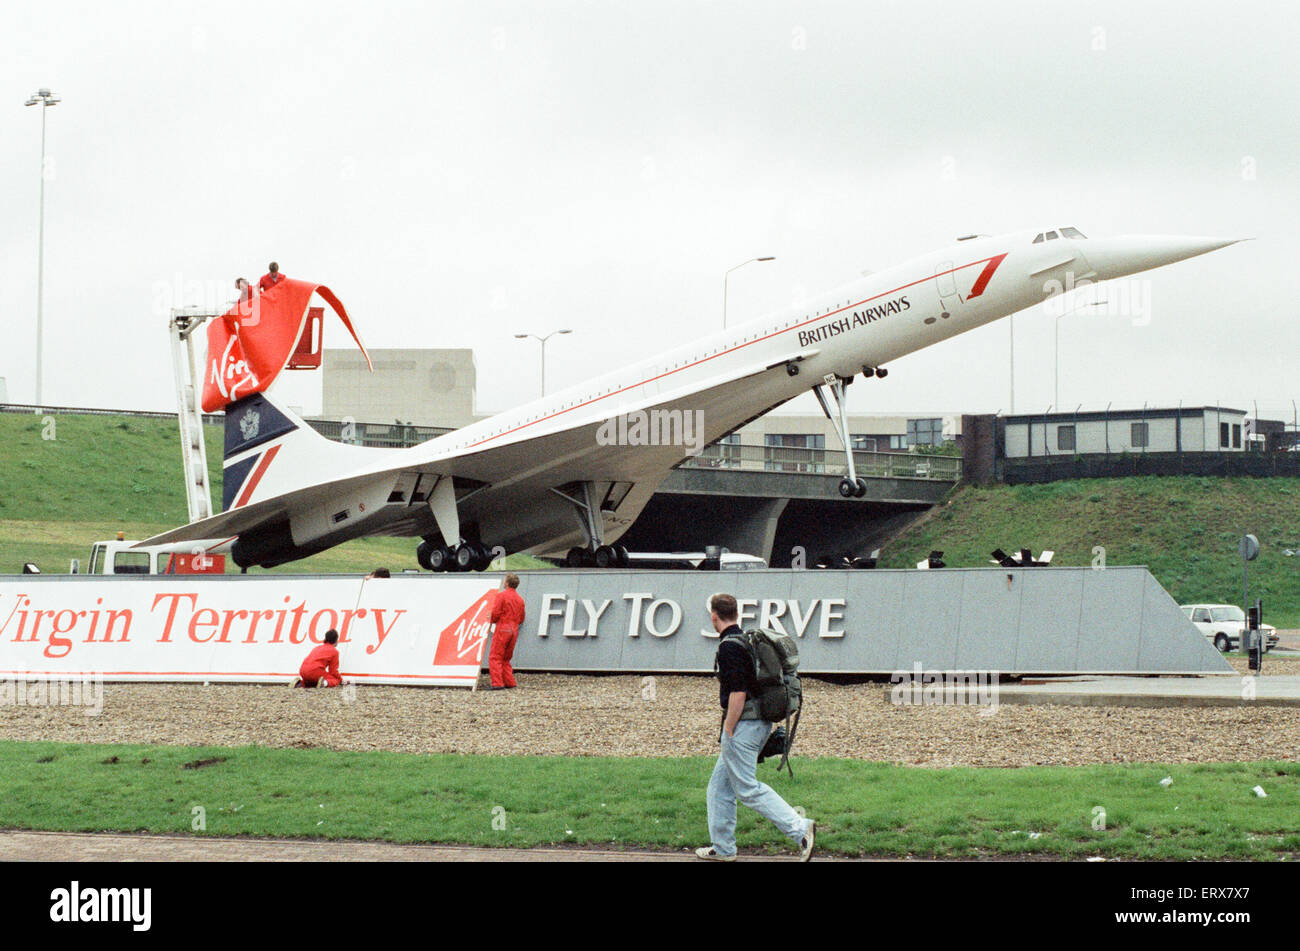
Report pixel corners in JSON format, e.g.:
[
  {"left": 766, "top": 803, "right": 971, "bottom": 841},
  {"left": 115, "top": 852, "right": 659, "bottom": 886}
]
[
  {"left": 742, "top": 628, "right": 801, "bottom": 721},
  {"left": 724, "top": 628, "right": 804, "bottom": 774}
]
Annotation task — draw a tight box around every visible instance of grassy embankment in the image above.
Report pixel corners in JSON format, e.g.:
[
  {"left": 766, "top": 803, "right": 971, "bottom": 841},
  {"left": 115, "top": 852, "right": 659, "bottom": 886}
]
[
  {"left": 881, "top": 477, "right": 1300, "bottom": 628},
  {"left": 0, "top": 411, "right": 548, "bottom": 574}
]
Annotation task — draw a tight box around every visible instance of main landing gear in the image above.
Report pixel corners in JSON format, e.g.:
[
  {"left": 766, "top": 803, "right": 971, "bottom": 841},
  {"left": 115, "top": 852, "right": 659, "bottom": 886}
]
[
  {"left": 553, "top": 482, "right": 631, "bottom": 569},
  {"left": 565, "top": 544, "right": 630, "bottom": 569},
  {"left": 416, "top": 474, "right": 495, "bottom": 572},
  {"left": 417, "top": 538, "right": 494, "bottom": 572}
]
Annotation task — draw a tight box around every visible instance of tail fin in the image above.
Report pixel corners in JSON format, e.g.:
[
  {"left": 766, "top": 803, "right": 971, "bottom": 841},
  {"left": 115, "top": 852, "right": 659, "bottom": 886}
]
[{"left": 221, "top": 391, "right": 372, "bottom": 511}]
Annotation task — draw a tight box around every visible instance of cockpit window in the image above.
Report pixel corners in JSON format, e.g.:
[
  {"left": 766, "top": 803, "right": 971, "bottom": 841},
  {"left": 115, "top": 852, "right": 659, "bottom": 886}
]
[
  {"left": 1060, "top": 226, "right": 1086, "bottom": 239},
  {"left": 1045, "top": 230, "right": 1059, "bottom": 240},
  {"left": 1032, "top": 233, "right": 1044, "bottom": 244}
]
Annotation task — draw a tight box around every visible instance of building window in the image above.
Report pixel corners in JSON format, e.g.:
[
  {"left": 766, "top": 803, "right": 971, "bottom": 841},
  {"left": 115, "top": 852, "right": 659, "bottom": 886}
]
[
  {"left": 1232, "top": 424, "right": 1241, "bottom": 449},
  {"left": 907, "top": 418, "right": 944, "bottom": 447},
  {"left": 1220, "top": 421, "right": 1230, "bottom": 448},
  {"left": 1131, "top": 422, "right": 1149, "bottom": 448},
  {"left": 888, "top": 435, "right": 908, "bottom": 450},
  {"left": 1057, "top": 425, "right": 1076, "bottom": 451},
  {"left": 851, "top": 435, "right": 877, "bottom": 452},
  {"left": 717, "top": 433, "right": 742, "bottom": 468},
  {"left": 764, "top": 434, "right": 825, "bottom": 473}
]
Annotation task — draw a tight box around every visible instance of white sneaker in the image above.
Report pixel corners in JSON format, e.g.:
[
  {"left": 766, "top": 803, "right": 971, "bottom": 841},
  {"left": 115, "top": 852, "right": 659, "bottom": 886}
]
[
  {"left": 694, "top": 846, "right": 736, "bottom": 862},
  {"left": 799, "top": 820, "right": 816, "bottom": 862}
]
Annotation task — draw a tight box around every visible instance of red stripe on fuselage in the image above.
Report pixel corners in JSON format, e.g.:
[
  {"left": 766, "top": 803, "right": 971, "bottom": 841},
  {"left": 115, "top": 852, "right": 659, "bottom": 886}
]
[
  {"left": 966, "top": 253, "right": 1008, "bottom": 299},
  {"left": 234, "top": 444, "right": 281, "bottom": 508},
  {"left": 462, "top": 252, "right": 1005, "bottom": 450}
]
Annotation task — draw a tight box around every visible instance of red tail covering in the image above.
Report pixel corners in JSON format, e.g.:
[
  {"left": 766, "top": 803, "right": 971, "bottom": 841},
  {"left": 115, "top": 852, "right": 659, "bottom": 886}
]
[{"left": 201, "top": 278, "right": 372, "bottom": 412}]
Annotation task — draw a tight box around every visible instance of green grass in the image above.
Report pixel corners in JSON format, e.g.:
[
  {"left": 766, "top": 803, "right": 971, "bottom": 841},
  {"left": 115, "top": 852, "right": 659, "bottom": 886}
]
[
  {"left": 883, "top": 477, "right": 1300, "bottom": 628},
  {"left": 2, "top": 740, "right": 1298, "bottom": 859},
  {"left": 0, "top": 411, "right": 551, "bottom": 575}
]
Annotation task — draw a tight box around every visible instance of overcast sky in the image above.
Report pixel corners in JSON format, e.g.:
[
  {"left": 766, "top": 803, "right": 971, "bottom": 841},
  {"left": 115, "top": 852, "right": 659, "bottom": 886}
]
[{"left": 2, "top": 0, "right": 1297, "bottom": 425}]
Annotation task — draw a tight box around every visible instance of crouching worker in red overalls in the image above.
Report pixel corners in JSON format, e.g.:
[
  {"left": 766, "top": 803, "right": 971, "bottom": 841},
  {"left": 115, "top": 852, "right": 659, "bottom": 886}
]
[
  {"left": 293, "top": 629, "right": 344, "bottom": 688},
  {"left": 488, "top": 573, "right": 525, "bottom": 690}
]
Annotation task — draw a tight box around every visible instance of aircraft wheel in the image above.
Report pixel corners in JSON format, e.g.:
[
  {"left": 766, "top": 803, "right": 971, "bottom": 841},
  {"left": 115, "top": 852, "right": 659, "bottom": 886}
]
[
  {"left": 427, "top": 545, "right": 451, "bottom": 573},
  {"left": 453, "top": 543, "right": 476, "bottom": 572},
  {"left": 594, "top": 545, "right": 618, "bottom": 569},
  {"left": 838, "top": 478, "right": 857, "bottom": 498},
  {"left": 876, "top": 367, "right": 888, "bottom": 378},
  {"left": 615, "top": 544, "right": 630, "bottom": 568},
  {"left": 566, "top": 547, "right": 587, "bottom": 568},
  {"left": 470, "top": 543, "right": 492, "bottom": 571},
  {"left": 416, "top": 540, "right": 436, "bottom": 571},
  {"left": 854, "top": 477, "right": 868, "bottom": 498}
]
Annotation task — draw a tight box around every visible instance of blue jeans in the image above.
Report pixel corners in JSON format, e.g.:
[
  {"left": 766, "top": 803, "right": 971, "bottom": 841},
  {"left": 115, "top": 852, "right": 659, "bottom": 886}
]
[{"left": 707, "top": 717, "right": 810, "bottom": 856}]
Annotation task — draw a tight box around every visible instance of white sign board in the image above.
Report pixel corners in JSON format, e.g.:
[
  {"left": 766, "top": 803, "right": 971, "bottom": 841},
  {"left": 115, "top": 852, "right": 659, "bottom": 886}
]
[{"left": 0, "top": 576, "right": 497, "bottom": 687}]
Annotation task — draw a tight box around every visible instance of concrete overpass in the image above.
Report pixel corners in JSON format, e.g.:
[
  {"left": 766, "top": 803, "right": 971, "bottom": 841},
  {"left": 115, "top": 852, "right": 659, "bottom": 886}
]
[{"left": 618, "top": 444, "right": 960, "bottom": 567}]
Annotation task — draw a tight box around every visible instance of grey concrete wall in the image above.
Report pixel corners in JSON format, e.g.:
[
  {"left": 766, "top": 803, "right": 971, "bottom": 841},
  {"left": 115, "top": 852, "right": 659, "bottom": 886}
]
[{"left": 504, "top": 566, "right": 1232, "bottom": 675}]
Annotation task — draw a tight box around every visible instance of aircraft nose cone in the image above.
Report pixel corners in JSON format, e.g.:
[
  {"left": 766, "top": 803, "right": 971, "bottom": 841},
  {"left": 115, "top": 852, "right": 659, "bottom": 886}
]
[{"left": 1085, "top": 235, "right": 1246, "bottom": 280}]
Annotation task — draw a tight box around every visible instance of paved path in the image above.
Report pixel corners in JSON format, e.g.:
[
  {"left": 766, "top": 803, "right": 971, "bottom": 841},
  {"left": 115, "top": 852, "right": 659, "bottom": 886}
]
[
  {"left": 0, "top": 830, "right": 821, "bottom": 862},
  {"left": 991, "top": 673, "right": 1300, "bottom": 708}
]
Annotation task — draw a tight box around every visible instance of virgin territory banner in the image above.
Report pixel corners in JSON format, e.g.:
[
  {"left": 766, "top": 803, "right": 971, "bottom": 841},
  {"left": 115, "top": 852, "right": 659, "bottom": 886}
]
[{"left": 0, "top": 576, "right": 497, "bottom": 688}]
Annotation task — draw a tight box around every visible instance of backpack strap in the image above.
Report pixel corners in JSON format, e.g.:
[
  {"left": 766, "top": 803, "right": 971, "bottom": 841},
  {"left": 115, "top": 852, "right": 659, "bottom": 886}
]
[
  {"left": 716, "top": 632, "right": 762, "bottom": 721},
  {"left": 777, "top": 708, "right": 801, "bottom": 778}
]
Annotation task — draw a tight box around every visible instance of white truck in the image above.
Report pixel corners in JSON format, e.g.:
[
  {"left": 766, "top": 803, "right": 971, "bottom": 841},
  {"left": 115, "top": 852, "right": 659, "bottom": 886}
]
[{"left": 76, "top": 535, "right": 226, "bottom": 576}]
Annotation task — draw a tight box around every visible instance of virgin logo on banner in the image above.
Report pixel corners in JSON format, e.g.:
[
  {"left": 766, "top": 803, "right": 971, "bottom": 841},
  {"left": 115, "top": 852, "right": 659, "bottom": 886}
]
[
  {"left": 434, "top": 591, "right": 496, "bottom": 668},
  {"left": 0, "top": 577, "right": 491, "bottom": 688}
]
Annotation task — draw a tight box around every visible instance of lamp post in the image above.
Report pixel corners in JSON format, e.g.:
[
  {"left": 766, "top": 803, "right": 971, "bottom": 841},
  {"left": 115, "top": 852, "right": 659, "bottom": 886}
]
[
  {"left": 1009, "top": 316, "right": 1015, "bottom": 414},
  {"left": 723, "top": 256, "right": 775, "bottom": 328},
  {"left": 25, "top": 88, "right": 60, "bottom": 406},
  {"left": 514, "top": 329, "right": 572, "bottom": 397},
  {"left": 1054, "top": 296, "right": 1105, "bottom": 410}
]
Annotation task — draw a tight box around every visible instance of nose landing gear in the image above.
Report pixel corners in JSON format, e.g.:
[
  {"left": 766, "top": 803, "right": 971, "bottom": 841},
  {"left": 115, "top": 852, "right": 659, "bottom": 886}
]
[{"left": 813, "top": 373, "right": 871, "bottom": 499}]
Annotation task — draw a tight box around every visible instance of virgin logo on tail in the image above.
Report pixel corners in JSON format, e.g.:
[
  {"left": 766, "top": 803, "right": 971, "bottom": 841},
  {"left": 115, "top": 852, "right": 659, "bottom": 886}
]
[{"left": 433, "top": 591, "right": 496, "bottom": 666}]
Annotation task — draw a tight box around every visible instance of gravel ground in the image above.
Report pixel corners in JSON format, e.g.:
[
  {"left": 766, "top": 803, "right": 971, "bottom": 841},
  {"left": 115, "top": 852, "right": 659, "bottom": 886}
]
[{"left": 3, "top": 657, "right": 1298, "bottom": 767}]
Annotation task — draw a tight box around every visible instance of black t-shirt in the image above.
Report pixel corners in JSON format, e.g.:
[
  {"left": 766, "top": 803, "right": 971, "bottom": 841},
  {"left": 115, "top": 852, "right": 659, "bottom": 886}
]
[{"left": 715, "top": 625, "right": 758, "bottom": 711}]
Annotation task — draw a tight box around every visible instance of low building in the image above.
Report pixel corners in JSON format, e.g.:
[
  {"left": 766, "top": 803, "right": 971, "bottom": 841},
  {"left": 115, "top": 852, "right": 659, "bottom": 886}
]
[
  {"left": 729, "top": 413, "right": 962, "bottom": 454},
  {"left": 1002, "top": 406, "right": 1249, "bottom": 458},
  {"left": 319, "top": 348, "right": 478, "bottom": 429}
]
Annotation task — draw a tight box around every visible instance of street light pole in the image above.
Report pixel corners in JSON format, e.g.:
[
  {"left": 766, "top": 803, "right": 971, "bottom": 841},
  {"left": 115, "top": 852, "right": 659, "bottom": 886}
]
[
  {"left": 723, "top": 256, "right": 775, "bottom": 329},
  {"left": 1054, "top": 296, "right": 1105, "bottom": 410},
  {"left": 1009, "top": 316, "right": 1015, "bottom": 414},
  {"left": 25, "top": 88, "right": 60, "bottom": 406},
  {"left": 514, "top": 329, "right": 572, "bottom": 397}
]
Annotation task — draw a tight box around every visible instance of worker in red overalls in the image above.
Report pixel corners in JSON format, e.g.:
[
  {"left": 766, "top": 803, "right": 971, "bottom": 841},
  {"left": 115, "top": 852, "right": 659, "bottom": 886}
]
[
  {"left": 258, "top": 261, "right": 285, "bottom": 293},
  {"left": 488, "top": 573, "right": 526, "bottom": 690},
  {"left": 294, "top": 629, "right": 344, "bottom": 688}
]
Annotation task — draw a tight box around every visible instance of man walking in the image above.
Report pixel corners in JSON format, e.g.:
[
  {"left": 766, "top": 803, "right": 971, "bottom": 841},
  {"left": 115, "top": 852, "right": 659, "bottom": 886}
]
[
  {"left": 697, "top": 592, "right": 815, "bottom": 862},
  {"left": 488, "top": 573, "right": 525, "bottom": 690}
]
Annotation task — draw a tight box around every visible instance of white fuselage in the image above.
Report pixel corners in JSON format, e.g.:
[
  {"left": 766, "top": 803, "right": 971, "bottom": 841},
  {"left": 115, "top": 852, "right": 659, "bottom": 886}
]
[{"left": 167, "top": 227, "right": 1241, "bottom": 565}]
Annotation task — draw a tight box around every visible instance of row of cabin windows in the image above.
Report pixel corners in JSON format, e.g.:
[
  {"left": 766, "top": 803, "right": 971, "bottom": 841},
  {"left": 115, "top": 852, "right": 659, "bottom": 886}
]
[
  {"left": 1032, "top": 227, "right": 1087, "bottom": 243},
  {"left": 1056, "top": 423, "right": 1149, "bottom": 451},
  {"left": 1055, "top": 421, "right": 1243, "bottom": 451}
]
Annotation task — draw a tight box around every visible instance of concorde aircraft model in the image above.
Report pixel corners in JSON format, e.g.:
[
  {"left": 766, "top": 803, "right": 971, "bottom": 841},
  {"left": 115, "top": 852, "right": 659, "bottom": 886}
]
[{"left": 142, "top": 228, "right": 1243, "bottom": 571}]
